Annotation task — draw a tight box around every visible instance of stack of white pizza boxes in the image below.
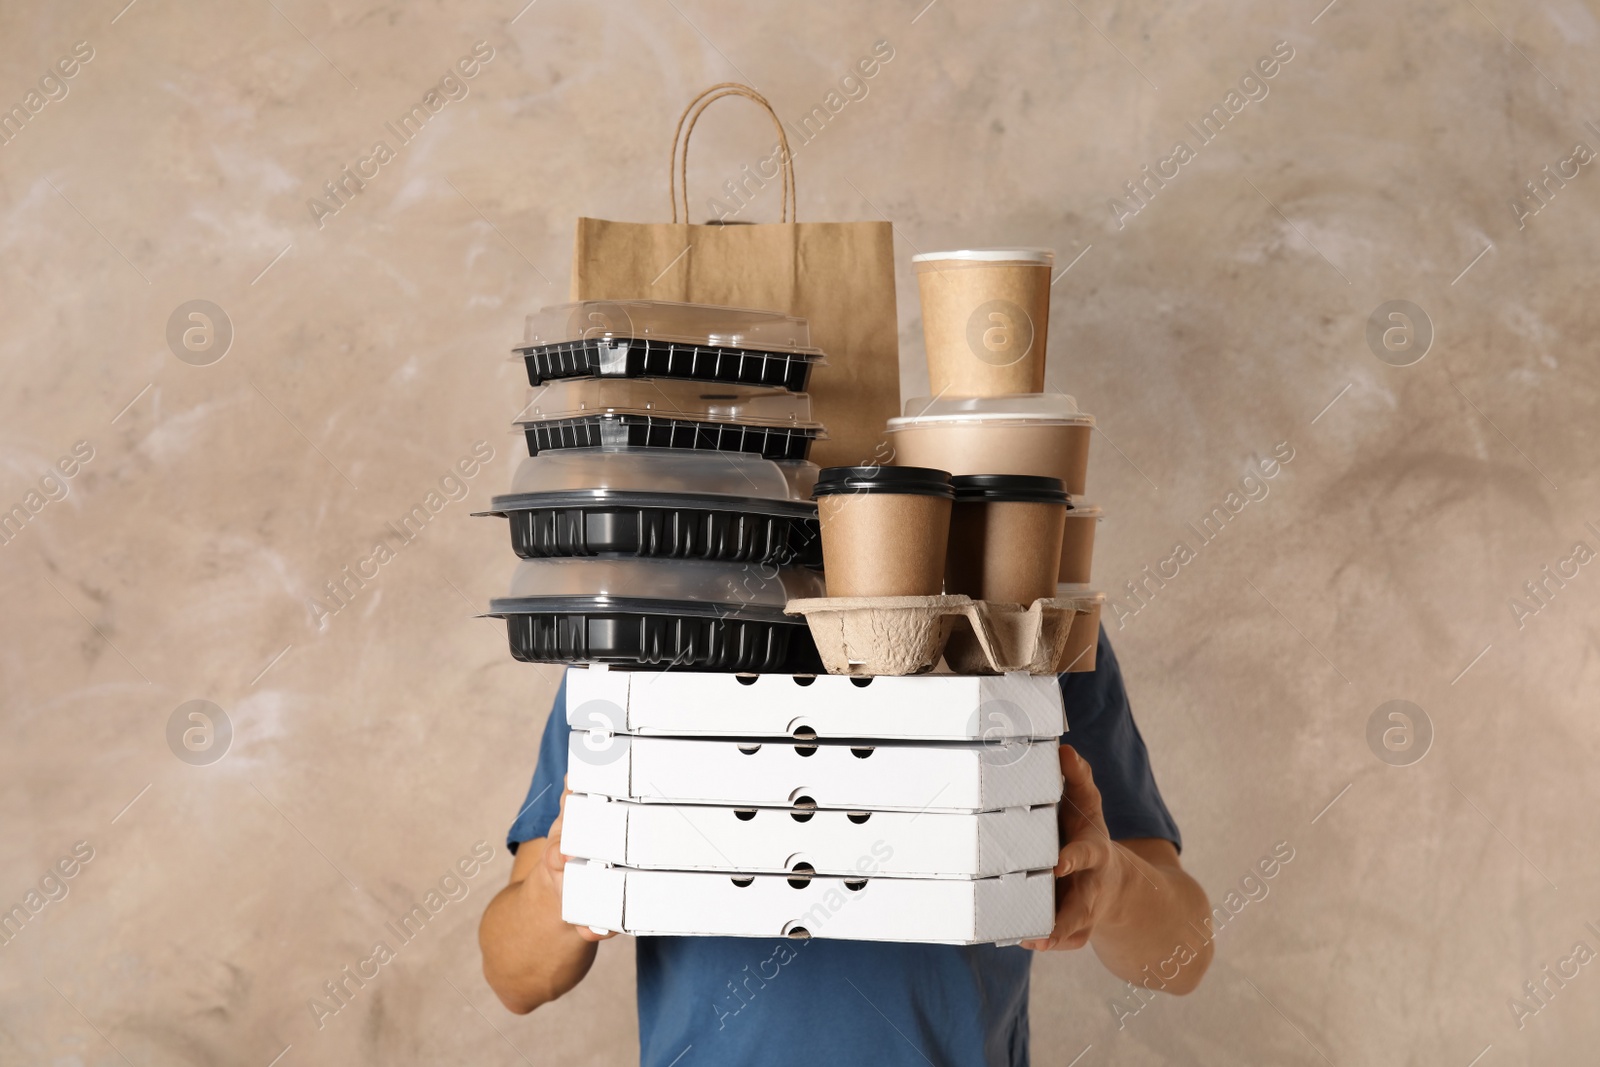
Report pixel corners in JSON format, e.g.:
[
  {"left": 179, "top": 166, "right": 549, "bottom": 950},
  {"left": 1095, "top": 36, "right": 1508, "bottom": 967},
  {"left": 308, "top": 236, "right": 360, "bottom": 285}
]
[{"left": 559, "top": 669, "right": 1063, "bottom": 944}]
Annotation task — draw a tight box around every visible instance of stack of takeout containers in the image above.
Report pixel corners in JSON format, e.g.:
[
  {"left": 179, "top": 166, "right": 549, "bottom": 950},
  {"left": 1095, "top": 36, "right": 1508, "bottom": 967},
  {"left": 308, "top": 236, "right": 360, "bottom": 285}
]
[
  {"left": 483, "top": 297, "right": 1063, "bottom": 946},
  {"left": 483, "top": 301, "right": 832, "bottom": 673}
]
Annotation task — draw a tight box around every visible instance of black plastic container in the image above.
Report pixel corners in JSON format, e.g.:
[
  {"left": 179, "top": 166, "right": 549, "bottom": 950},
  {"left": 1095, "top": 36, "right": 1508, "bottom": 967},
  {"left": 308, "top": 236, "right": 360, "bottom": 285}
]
[
  {"left": 521, "top": 415, "right": 820, "bottom": 461},
  {"left": 487, "top": 558, "right": 825, "bottom": 673},
  {"left": 493, "top": 599, "right": 823, "bottom": 673},
  {"left": 519, "top": 300, "right": 825, "bottom": 394},
  {"left": 488, "top": 491, "right": 821, "bottom": 566},
  {"left": 518, "top": 338, "right": 821, "bottom": 392},
  {"left": 517, "top": 378, "right": 824, "bottom": 462}
]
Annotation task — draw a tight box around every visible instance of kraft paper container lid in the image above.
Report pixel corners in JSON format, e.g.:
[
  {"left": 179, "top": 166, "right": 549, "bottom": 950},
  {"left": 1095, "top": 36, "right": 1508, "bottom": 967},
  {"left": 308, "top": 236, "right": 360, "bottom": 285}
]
[
  {"left": 503, "top": 449, "right": 807, "bottom": 501},
  {"left": 523, "top": 299, "right": 820, "bottom": 354},
  {"left": 518, "top": 378, "right": 820, "bottom": 429},
  {"left": 912, "top": 248, "right": 1055, "bottom": 268},
  {"left": 497, "top": 557, "right": 824, "bottom": 611},
  {"left": 812, "top": 465, "right": 954, "bottom": 499},
  {"left": 951, "top": 474, "right": 1068, "bottom": 504},
  {"left": 890, "top": 393, "right": 1094, "bottom": 427}
]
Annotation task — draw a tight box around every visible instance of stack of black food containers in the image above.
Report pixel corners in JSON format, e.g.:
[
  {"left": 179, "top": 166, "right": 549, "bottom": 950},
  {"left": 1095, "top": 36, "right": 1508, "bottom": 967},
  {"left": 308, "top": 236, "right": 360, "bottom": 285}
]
[{"left": 482, "top": 301, "right": 829, "bottom": 673}]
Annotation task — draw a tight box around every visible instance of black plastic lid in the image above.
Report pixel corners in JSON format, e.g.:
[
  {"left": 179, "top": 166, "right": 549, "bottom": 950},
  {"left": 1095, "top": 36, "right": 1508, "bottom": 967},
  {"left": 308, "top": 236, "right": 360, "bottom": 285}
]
[
  {"left": 950, "top": 474, "right": 1068, "bottom": 504},
  {"left": 811, "top": 465, "right": 953, "bottom": 499}
]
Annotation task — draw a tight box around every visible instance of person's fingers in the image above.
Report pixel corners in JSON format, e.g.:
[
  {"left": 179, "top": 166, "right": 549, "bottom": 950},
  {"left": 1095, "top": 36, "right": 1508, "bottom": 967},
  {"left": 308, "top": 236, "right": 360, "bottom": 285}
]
[
  {"left": 1019, "top": 900, "right": 1089, "bottom": 951},
  {"left": 543, "top": 822, "right": 567, "bottom": 874},
  {"left": 1022, "top": 871, "right": 1102, "bottom": 951},
  {"left": 547, "top": 776, "right": 574, "bottom": 865},
  {"left": 1054, "top": 835, "right": 1111, "bottom": 878},
  {"left": 1049, "top": 874, "right": 1099, "bottom": 945},
  {"left": 550, "top": 790, "right": 574, "bottom": 853}
]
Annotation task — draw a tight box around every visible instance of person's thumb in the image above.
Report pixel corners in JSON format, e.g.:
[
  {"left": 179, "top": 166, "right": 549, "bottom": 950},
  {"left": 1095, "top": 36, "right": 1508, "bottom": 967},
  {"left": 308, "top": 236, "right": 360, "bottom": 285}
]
[{"left": 1057, "top": 744, "right": 1106, "bottom": 833}]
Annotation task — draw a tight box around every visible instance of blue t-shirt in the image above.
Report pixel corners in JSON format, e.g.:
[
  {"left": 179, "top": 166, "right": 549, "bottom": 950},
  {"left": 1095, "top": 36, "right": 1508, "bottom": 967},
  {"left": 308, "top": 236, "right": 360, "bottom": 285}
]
[{"left": 508, "top": 627, "right": 1179, "bottom": 1067}]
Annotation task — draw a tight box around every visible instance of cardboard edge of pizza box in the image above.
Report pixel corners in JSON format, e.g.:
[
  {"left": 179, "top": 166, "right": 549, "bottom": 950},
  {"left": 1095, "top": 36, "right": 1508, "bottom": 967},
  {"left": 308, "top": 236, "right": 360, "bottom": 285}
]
[
  {"left": 565, "top": 665, "right": 1067, "bottom": 741},
  {"left": 561, "top": 860, "right": 1056, "bottom": 945},
  {"left": 561, "top": 792, "right": 1060, "bottom": 879},
  {"left": 566, "top": 732, "right": 1064, "bottom": 812}
]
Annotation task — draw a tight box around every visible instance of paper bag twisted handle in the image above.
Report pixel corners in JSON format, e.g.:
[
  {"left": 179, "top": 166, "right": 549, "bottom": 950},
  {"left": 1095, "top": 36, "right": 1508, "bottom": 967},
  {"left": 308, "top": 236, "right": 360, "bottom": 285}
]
[{"left": 670, "top": 82, "right": 797, "bottom": 224}]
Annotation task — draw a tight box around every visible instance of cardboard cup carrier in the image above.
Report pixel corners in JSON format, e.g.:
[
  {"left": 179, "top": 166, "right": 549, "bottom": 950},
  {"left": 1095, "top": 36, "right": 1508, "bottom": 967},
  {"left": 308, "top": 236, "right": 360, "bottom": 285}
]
[
  {"left": 945, "top": 475, "right": 1068, "bottom": 605},
  {"left": 1055, "top": 585, "right": 1105, "bottom": 672},
  {"left": 914, "top": 249, "right": 1053, "bottom": 397},
  {"left": 811, "top": 465, "right": 954, "bottom": 597}
]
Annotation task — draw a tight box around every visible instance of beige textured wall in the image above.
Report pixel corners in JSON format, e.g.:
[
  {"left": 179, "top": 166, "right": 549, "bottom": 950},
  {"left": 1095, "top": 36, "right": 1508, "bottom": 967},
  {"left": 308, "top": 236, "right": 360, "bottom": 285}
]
[{"left": 3, "top": 0, "right": 1597, "bottom": 1064}]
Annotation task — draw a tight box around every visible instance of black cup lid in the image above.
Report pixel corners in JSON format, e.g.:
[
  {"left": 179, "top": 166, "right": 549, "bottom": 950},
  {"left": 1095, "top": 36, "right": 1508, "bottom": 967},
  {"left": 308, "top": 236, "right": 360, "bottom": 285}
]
[
  {"left": 812, "top": 465, "right": 954, "bottom": 499},
  {"left": 950, "top": 474, "right": 1068, "bottom": 504}
]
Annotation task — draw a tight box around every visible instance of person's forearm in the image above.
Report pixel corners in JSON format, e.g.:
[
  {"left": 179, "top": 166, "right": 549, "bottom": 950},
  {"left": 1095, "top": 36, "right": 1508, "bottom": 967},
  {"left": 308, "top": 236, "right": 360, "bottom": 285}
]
[
  {"left": 1090, "top": 845, "right": 1214, "bottom": 995},
  {"left": 479, "top": 840, "right": 598, "bottom": 1013}
]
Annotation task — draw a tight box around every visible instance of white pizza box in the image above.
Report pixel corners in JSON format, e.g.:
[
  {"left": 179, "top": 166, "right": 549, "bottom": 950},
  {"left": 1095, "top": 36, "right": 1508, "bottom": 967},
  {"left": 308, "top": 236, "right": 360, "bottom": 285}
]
[
  {"left": 566, "top": 732, "right": 1063, "bottom": 813},
  {"left": 561, "top": 860, "right": 1056, "bottom": 945},
  {"left": 565, "top": 665, "right": 1064, "bottom": 741},
  {"left": 560, "top": 792, "right": 1059, "bottom": 878}
]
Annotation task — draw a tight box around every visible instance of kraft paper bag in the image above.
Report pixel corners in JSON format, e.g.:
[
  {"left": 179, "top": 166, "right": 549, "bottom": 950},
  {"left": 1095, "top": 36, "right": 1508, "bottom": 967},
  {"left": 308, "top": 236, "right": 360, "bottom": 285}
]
[{"left": 571, "top": 83, "right": 899, "bottom": 470}]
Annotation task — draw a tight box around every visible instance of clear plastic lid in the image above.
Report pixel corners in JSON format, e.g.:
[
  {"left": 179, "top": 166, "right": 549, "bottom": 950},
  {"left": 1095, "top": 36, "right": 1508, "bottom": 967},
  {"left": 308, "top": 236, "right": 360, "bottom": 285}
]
[
  {"left": 504, "top": 449, "right": 811, "bottom": 501},
  {"left": 889, "top": 393, "right": 1093, "bottom": 426},
  {"left": 503, "top": 557, "right": 825, "bottom": 609},
  {"left": 524, "top": 300, "right": 819, "bottom": 352},
  {"left": 516, "top": 379, "right": 820, "bottom": 428},
  {"left": 1065, "top": 500, "right": 1103, "bottom": 518},
  {"left": 775, "top": 459, "right": 819, "bottom": 500}
]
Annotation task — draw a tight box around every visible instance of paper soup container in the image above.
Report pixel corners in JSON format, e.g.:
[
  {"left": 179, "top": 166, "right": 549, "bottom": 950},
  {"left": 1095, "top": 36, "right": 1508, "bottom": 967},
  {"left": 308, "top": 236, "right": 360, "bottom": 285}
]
[
  {"left": 1058, "top": 502, "right": 1102, "bottom": 584},
  {"left": 885, "top": 394, "right": 1094, "bottom": 497},
  {"left": 812, "top": 466, "right": 954, "bottom": 598},
  {"left": 945, "top": 475, "right": 1068, "bottom": 606}
]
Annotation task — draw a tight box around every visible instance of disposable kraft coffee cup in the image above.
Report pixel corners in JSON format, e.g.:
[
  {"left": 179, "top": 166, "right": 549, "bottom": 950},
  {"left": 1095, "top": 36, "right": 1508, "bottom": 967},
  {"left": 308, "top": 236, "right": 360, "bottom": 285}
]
[
  {"left": 812, "top": 466, "right": 954, "bottom": 598},
  {"left": 1058, "top": 502, "right": 1102, "bottom": 583},
  {"left": 944, "top": 475, "right": 1068, "bottom": 605},
  {"left": 914, "top": 249, "right": 1053, "bottom": 397}
]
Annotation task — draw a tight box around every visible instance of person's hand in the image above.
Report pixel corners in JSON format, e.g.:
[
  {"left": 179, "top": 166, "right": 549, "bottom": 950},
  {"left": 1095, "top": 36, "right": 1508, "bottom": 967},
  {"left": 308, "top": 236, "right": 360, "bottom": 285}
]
[
  {"left": 1020, "top": 744, "right": 1136, "bottom": 951},
  {"left": 539, "top": 780, "right": 617, "bottom": 942}
]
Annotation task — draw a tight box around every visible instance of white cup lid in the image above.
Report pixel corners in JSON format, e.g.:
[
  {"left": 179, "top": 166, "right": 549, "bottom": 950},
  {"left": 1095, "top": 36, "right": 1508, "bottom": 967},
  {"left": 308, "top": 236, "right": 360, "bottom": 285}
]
[
  {"left": 911, "top": 248, "right": 1054, "bottom": 266},
  {"left": 890, "top": 393, "right": 1092, "bottom": 426}
]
